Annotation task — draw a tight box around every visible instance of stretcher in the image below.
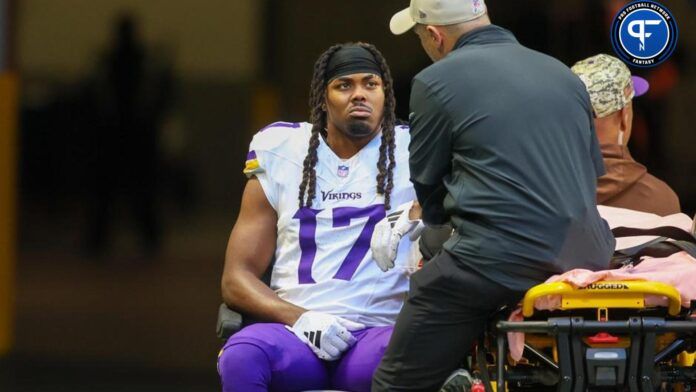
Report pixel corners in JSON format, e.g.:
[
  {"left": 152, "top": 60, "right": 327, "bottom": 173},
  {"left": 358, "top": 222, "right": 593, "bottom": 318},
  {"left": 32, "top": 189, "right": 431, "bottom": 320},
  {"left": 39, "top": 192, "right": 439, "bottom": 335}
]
[
  {"left": 481, "top": 281, "right": 696, "bottom": 391},
  {"left": 473, "top": 227, "right": 696, "bottom": 392}
]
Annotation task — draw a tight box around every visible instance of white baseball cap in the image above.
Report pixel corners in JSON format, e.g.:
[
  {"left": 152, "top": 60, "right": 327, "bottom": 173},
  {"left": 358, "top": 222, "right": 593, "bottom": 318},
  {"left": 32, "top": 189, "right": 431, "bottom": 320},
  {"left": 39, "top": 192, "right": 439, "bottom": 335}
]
[{"left": 390, "top": 0, "right": 487, "bottom": 35}]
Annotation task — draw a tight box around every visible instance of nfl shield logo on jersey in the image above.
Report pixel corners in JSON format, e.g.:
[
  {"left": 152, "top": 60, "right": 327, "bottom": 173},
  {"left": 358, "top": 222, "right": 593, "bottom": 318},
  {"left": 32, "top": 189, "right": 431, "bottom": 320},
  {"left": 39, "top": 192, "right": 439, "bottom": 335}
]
[{"left": 337, "top": 165, "right": 349, "bottom": 178}]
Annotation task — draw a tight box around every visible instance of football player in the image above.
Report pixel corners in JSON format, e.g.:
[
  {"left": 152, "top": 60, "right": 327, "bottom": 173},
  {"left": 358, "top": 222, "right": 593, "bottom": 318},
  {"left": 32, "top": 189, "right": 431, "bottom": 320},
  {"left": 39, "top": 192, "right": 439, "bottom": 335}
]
[{"left": 217, "top": 42, "right": 420, "bottom": 392}]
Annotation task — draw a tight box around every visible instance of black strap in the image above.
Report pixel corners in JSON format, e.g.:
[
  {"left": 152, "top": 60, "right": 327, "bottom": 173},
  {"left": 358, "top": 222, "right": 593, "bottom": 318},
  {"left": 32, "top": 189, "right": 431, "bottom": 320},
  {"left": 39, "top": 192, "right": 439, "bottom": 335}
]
[
  {"left": 611, "top": 240, "right": 696, "bottom": 270},
  {"left": 616, "top": 236, "right": 673, "bottom": 258},
  {"left": 612, "top": 226, "right": 696, "bottom": 243},
  {"left": 609, "top": 226, "right": 696, "bottom": 268},
  {"left": 670, "top": 241, "right": 696, "bottom": 258}
]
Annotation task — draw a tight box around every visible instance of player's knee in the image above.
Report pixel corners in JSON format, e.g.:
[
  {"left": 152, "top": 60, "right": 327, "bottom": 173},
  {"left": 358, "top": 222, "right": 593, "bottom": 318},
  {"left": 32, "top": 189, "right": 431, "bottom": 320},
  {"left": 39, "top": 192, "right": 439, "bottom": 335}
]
[{"left": 218, "top": 342, "right": 271, "bottom": 391}]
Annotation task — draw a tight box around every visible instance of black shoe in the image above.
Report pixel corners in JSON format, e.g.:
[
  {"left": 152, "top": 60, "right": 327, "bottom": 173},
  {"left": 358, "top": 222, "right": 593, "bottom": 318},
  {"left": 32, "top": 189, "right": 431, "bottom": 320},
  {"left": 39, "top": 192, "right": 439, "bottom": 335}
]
[{"left": 439, "top": 369, "right": 473, "bottom": 392}]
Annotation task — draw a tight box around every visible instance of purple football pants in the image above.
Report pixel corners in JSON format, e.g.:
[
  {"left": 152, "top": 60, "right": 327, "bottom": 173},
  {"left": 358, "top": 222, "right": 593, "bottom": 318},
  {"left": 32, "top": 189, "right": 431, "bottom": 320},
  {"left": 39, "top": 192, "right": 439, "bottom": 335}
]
[{"left": 218, "top": 323, "right": 392, "bottom": 392}]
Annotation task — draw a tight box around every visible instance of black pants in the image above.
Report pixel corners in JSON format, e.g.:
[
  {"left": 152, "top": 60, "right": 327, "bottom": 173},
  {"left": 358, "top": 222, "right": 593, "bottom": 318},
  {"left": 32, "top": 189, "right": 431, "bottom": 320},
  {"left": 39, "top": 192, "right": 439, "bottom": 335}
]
[{"left": 372, "top": 251, "right": 526, "bottom": 391}]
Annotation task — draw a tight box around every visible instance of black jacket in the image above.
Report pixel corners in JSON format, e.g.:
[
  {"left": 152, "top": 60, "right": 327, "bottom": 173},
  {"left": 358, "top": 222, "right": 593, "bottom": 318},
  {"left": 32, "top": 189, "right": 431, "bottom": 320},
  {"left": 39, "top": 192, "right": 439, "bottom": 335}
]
[{"left": 408, "top": 25, "right": 615, "bottom": 290}]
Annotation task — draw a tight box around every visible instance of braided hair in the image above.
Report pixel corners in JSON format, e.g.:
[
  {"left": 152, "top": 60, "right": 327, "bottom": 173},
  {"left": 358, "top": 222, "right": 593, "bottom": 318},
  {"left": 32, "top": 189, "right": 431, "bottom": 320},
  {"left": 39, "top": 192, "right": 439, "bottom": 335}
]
[{"left": 298, "top": 42, "right": 398, "bottom": 210}]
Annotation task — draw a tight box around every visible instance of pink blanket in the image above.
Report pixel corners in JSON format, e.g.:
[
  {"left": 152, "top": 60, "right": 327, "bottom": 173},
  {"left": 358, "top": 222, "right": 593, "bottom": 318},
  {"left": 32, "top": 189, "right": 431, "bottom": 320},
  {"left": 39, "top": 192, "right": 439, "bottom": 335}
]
[{"left": 508, "top": 251, "right": 696, "bottom": 361}]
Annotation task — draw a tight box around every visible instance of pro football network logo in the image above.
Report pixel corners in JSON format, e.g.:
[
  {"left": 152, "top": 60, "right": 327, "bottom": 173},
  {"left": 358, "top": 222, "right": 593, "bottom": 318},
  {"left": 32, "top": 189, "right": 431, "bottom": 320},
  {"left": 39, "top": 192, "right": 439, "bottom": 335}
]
[{"left": 611, "top": 1, "right": 678, "bottom": 68}]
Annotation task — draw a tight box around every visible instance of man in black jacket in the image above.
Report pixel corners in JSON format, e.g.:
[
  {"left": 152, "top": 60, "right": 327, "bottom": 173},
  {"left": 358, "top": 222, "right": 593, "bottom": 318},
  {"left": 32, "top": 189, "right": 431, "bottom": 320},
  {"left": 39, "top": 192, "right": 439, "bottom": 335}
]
[{"left": 372, "top": 1, "right": 615, "bottom": 390}]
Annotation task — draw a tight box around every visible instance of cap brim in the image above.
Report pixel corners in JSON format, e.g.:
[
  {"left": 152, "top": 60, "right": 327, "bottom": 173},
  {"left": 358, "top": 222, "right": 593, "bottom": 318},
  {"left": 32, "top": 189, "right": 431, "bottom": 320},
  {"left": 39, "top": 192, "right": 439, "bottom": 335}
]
[
  {"left": 390, "top": 8, "right": 416, "bottom": 35},
  {"left": 632, "top": 76, "right": 649, "bottom": 97}
]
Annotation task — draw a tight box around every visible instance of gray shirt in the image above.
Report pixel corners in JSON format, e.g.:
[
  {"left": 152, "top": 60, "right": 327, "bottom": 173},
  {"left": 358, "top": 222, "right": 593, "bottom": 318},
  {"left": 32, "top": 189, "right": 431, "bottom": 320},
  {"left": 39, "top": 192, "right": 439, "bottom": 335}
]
[{"left": 409, "top": 25, "right": 615, "bottom": 291}]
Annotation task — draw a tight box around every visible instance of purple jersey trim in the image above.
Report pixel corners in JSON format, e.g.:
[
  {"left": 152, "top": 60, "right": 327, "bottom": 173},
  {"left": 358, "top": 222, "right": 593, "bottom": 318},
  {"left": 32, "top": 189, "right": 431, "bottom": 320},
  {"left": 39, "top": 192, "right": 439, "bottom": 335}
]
[
  {"left": 246, "top": 150, "right": 257, "bottom": 161},
  {"left": 259, "top": 121, "right": 301, "bottom": 133}
]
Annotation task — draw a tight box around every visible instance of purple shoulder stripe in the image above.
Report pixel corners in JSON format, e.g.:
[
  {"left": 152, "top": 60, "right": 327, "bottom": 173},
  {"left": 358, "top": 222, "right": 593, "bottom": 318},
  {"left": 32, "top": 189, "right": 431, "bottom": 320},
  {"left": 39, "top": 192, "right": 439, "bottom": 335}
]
[
  {"left": 246, "top": 150, "right": 257, "bottom": 160},
  {"left": 259, "top": 121, "right": 301, "bottom": 133}
]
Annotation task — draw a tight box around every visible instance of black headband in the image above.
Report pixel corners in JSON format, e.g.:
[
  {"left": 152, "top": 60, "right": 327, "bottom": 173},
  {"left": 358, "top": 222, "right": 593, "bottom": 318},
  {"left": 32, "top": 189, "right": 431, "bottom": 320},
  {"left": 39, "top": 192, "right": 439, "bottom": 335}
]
[{"left": 325, "top": 45, "right": 383, "bottom": 82}]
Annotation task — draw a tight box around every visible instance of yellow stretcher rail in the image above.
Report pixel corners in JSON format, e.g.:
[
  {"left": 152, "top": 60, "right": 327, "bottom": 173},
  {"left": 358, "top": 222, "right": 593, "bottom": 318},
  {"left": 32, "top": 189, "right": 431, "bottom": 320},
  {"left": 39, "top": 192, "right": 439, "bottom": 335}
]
[{"left": 522, "top": 280, "right": 682, "bottom": 318}]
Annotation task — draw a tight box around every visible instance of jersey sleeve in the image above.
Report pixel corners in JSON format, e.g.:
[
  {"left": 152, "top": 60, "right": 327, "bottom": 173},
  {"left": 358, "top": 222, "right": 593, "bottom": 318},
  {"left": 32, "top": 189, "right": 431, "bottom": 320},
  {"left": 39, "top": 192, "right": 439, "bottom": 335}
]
[
  {"left": 241, "top": 122, "right": 305, "bottom": 211},
  {"left": 243, "top": 149, "right": 263, "bottom": 177}
]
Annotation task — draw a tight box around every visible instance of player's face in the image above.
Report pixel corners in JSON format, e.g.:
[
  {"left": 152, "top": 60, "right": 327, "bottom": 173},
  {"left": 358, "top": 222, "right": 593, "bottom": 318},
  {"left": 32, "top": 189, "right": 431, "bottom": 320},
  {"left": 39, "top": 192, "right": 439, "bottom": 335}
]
[{"left": 325, "top": 73, "right": 385, "bottom": 140}]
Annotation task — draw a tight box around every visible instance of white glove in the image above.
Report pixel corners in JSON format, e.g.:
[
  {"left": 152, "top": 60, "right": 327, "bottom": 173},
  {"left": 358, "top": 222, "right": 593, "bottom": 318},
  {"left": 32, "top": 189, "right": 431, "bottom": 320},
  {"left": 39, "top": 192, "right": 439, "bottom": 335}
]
[
  {"left": 370, "top": 200, "right": 425, "bottom": 272},
  {"left": 287, "top": 311, "right": 365, "bottom": 361}
]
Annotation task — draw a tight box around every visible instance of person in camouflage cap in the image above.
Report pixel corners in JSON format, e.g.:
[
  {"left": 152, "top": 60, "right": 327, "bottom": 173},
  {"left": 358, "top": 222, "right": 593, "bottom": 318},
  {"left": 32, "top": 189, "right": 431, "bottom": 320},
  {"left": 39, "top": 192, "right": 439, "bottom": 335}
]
[
  {"left": 572, "top": 53, "right": 648, "bottom": 119},
  {"left": 571, "top": 54, "right": 680, "bottom": 216}
]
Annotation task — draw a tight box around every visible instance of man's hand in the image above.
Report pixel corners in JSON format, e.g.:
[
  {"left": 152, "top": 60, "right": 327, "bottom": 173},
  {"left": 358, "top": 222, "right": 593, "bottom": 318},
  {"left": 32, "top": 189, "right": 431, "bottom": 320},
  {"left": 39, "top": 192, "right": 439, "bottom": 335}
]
[
  {"left": 371, "top": 200, "right": 425, "bottom": 272},
  {"left": 288, "top": 311, "right": 365, "bottom": 361}
]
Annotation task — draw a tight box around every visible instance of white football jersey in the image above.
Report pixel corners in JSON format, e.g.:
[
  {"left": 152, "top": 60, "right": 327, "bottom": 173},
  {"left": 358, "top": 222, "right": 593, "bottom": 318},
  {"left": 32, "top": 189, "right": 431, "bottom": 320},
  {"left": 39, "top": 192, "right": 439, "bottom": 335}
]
[{"left": 243, "top": 121, "right": 416, "bottom": 327}]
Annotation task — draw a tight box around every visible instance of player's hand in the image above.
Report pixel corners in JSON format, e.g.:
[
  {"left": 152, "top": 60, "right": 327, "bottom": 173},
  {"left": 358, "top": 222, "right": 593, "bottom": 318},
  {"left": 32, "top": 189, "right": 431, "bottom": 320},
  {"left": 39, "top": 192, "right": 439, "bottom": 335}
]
[
  {"left": 370, "top": 200, "right": 425, "bottom": 272},
  {"left": 287, "top": 311, "right": 365, "bottom": 361}
]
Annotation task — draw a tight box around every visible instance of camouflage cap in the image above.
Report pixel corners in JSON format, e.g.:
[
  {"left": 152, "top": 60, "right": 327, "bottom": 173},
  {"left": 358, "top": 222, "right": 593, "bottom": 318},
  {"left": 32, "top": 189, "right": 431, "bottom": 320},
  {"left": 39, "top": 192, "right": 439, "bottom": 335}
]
[{"left": 571, "top": 54, "right": 648, "bottom": 118}]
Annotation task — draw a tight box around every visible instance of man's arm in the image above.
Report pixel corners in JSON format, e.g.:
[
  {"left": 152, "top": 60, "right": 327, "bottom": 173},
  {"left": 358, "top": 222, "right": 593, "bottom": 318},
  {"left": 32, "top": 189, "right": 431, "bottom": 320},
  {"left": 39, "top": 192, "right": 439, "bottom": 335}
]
[
  {"left": 221, "top": 178, "right": 305, "bottom": 326},
  {"left": 588, "top": 118, "right": 606, "bottom": 179},
  {"left": 409, "top": 78, "right": 453, "bottom": 225},
  {"left": 581, "top": 87, "right": 606, "bottom": 179}
]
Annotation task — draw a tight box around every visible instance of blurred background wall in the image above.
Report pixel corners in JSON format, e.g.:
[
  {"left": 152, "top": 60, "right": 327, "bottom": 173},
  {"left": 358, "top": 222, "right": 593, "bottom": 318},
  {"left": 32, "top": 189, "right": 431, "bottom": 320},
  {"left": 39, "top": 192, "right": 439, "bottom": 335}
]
[
  {"left": 0, "top": 0, "right": 694, "bottom": 390},
  {"left": 19, "top": 0, "right": 259, "bottom": 80}
]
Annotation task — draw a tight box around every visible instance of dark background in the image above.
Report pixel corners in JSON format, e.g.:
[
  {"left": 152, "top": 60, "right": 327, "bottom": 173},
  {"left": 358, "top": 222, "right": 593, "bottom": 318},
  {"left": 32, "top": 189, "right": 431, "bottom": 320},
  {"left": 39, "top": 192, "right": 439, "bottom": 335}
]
[{"left": 1, "top": 0, "right": 695, "bottom": 390}]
